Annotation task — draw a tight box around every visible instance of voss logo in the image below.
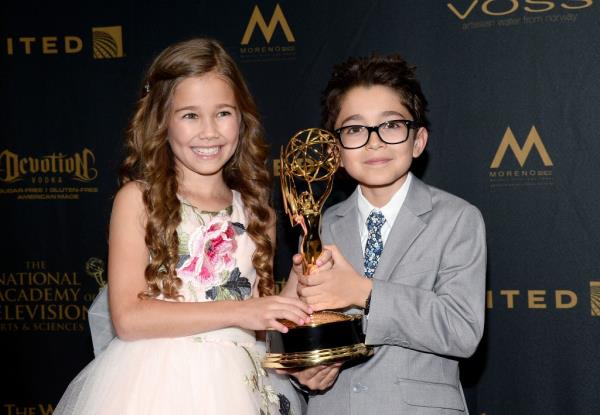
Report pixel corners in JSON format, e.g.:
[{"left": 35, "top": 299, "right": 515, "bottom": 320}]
[{"left": 447, "top": 0, "right": 592, "bottom": 20}]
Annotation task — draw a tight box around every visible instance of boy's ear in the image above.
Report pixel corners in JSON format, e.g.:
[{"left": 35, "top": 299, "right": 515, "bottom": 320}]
[{"left": 412, "top": 127, "right": 428, "bottom": 158}]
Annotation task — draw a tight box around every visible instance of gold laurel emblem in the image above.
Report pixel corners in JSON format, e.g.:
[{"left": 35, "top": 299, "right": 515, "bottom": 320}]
[
  {"left": 85, "top": 257, "right": 106, "bottom": 289},
  {"left": 92, "top": 26, "right": 124, "bottom": 59},
  {"left": 591, "top": 282, "right": 600, "bottom": 316}
]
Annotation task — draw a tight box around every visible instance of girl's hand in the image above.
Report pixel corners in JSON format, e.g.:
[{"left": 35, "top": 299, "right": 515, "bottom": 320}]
[{"left": 235, "top": 296, "right": 313, "bottom": 333}]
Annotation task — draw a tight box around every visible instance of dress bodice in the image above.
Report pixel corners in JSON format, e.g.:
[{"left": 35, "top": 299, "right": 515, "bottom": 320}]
[{"left": 173, "top": 190, "right": 256, "bottom": 303}]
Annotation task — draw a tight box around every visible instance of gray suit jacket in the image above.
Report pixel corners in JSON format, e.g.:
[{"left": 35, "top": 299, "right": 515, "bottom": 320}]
[{"left": 307, "top": 177, "right": 486, "bottom": 415}]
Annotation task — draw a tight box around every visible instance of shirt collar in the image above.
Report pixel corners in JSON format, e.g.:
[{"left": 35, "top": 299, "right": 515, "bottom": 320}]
[{"left": 357, "top": 172, "right": 413, "bottom": 229}]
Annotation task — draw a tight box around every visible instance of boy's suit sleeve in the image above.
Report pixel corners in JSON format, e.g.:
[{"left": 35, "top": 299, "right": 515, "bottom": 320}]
[{"left": 364, "top": 204, "right": 486, "bottom": 358}]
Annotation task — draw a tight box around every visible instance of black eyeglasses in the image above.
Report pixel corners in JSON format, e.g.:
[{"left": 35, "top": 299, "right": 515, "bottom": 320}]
[{"left": 334, "top": 119, "right": 421, "bottom": 149}]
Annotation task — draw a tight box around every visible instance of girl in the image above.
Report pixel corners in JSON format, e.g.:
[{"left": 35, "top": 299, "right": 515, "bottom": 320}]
[{"left": 55, "top": 38, "right": 311, "bottom": 415}]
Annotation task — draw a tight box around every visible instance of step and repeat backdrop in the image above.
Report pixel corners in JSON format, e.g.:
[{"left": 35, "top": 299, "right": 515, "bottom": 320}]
[{"left": 2, "top": 1, "right": 599, "bottom": 414}]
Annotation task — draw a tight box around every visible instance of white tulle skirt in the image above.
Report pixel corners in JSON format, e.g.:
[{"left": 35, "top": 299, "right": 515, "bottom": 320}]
[{"left": 54, "top": 328, "right": 304, "bottom": 415}]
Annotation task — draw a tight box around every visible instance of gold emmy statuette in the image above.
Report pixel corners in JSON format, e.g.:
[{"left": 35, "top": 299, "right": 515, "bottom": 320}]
[
  {"left": 262, "top": 128, "right": 372, "bottom": 369},
  {"left": 85, "top": 257, "right": 107, "bottom": 292}
]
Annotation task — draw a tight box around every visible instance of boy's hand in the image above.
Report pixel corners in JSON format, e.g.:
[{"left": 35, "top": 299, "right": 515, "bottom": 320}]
[
  {"left": 291, "top": 249, "right": 333, "bottom": 298},
  {"left": 297, "top": 245, "right": 372, "bottom": 311},
  {"left": 291, "top": 249, "right": 333, "bottom": 273},
  {"left": 277, "top": 363, "right": 342, "bottom": 391}
]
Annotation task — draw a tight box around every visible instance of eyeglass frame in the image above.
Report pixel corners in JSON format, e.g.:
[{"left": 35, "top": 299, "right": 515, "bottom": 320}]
[{"left": 333, "top": 119, "right": 422, "bottom": 149}]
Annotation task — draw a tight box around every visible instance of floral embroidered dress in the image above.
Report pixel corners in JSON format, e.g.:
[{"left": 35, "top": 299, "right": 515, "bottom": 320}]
[{"left": 54, "top": 191, "right": 302, "bottom": 415}]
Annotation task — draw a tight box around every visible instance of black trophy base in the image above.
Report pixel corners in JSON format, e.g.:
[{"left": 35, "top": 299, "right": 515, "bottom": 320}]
[{"left": 262, "top": 311, "right": 373, "bottom": 368}]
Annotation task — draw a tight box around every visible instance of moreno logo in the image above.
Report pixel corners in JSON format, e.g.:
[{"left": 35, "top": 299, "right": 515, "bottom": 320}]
[
  {"left": 241, "top": 4, "right": 295, "bottom": 45},
  {"left": 490, "top": 126, "right": 553, "bottom": 168}
]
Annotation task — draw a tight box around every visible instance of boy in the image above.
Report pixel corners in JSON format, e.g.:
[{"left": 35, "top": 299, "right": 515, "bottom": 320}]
[{"left": 285, "top": 54, "right": 486, "bottom": 414}]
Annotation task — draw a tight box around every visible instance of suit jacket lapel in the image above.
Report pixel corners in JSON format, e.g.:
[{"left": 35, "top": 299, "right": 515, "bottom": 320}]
[
  {"left": 329, "top": 189, "right": 364, "bottom": 273},
  {"left": 374, "top": 176, "right": 432, "bottom": 281}
]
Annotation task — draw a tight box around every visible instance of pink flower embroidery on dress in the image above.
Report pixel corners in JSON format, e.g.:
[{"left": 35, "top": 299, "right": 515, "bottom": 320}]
[{"left": 179, "top": 216, "right": 238, "bottom": 286}]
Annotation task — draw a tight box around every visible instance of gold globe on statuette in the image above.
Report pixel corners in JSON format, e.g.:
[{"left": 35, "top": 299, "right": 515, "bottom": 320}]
[{"left": 263, "top": 128, "right": 373, "bottom": 369}]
